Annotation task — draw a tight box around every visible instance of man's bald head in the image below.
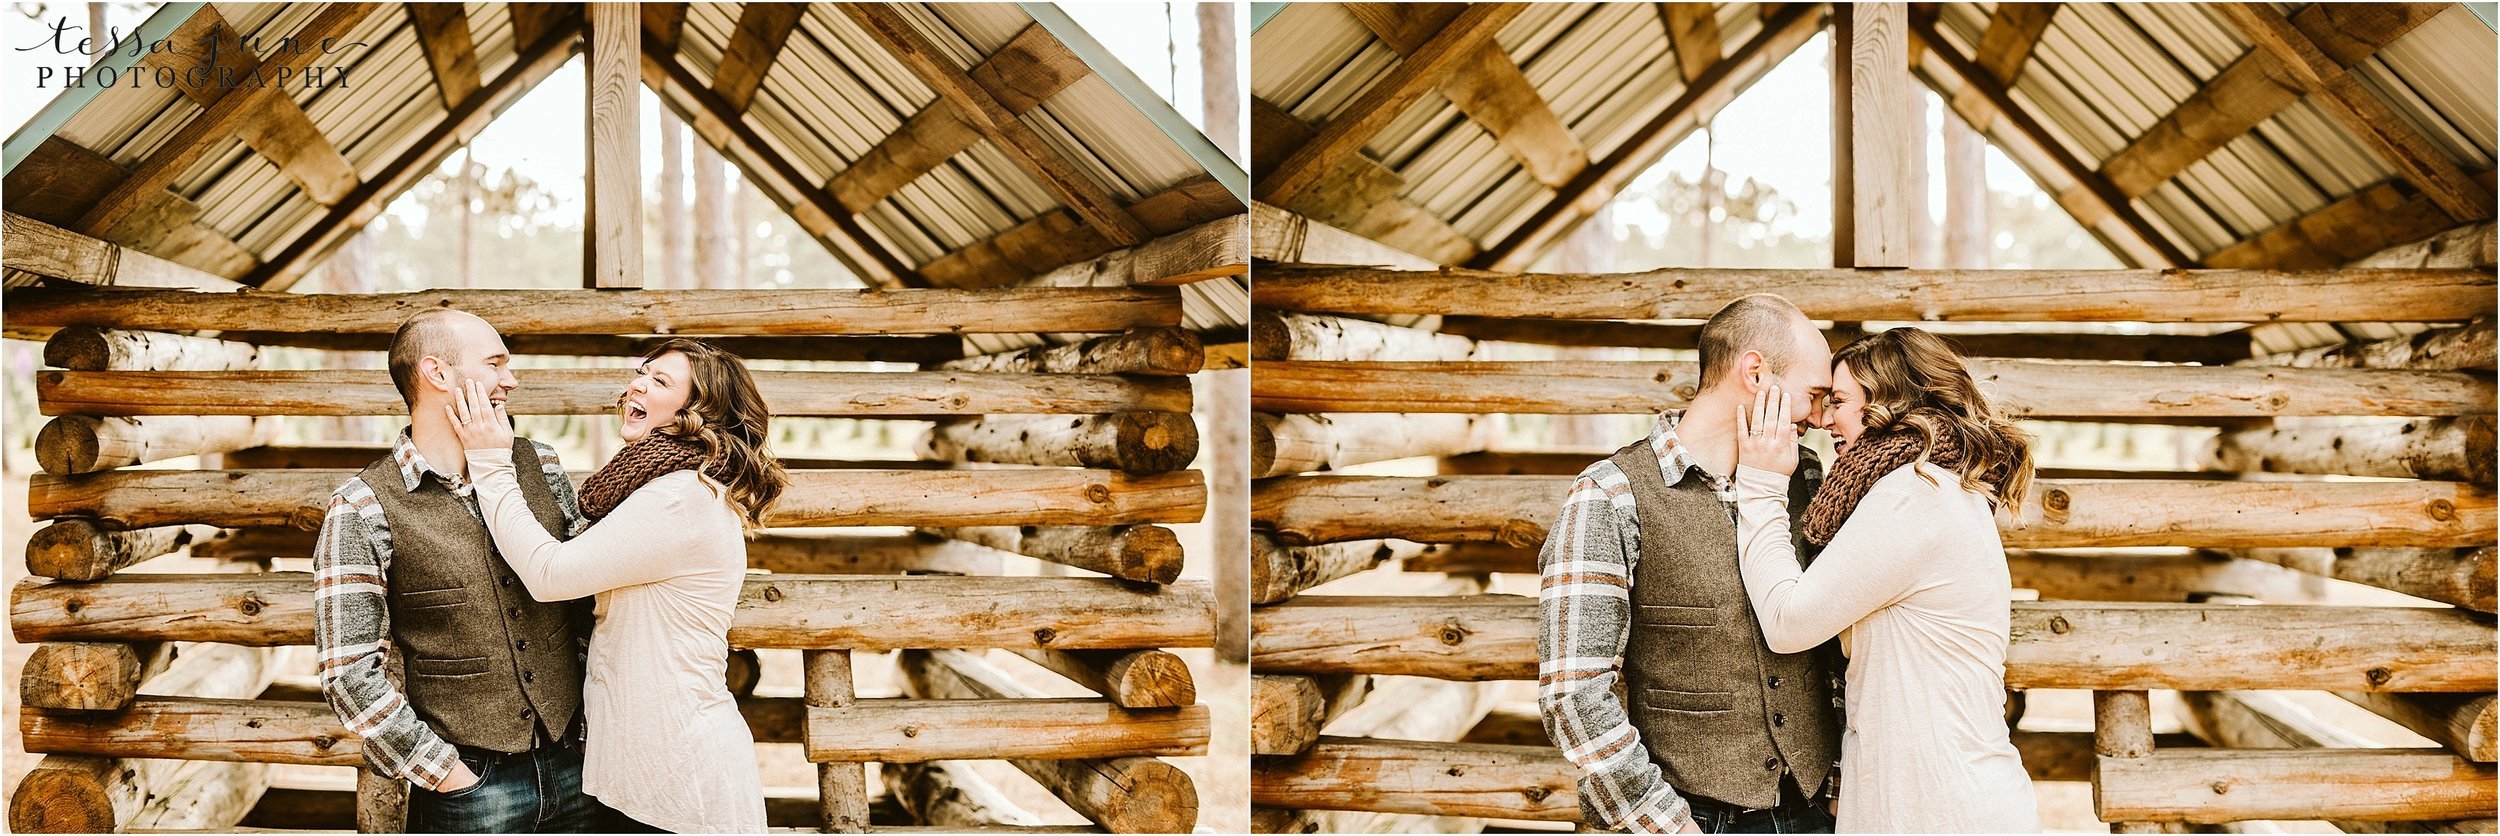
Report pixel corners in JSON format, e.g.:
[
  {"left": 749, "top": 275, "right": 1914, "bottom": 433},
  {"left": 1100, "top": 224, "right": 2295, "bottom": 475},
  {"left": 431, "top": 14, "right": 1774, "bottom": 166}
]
[
  {"left": 1695, "top": 293, "right": 1816, "bottom": 393},
  {"left": 387, "top": 309, "right": 488, "bottom": 407}
]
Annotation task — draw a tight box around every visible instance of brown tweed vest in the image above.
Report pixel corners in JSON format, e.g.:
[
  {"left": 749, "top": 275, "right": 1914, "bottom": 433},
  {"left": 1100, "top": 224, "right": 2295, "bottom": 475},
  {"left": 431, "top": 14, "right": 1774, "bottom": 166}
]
[
  {"left": 1611, "top": 438, "right": 1841, "bottom": 810},
  {"left": 362, "top": 436, "right": 587, "bottom": 754}
]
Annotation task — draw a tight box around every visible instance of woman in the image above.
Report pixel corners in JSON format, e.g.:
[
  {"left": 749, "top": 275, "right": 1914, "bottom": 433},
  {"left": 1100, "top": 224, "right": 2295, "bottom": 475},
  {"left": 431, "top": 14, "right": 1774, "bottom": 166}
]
[
  {"left": 1730, "top": 327, "right": 2040, "bottom": 833},
  {"left": 449, "top": 338, "right": 784, "bottom": 833}
]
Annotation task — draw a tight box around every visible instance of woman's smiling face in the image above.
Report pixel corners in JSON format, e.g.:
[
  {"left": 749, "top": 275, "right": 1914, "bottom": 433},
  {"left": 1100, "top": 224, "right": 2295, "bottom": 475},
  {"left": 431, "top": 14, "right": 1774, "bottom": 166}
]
[{"left": 619, "top": 351, "right": 694, "bottom": 443}]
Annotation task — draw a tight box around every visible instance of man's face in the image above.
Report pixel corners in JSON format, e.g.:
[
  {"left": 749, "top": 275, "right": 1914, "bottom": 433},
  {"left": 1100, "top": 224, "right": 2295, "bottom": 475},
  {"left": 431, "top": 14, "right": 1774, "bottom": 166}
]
[
  {"left": 1766, "top": 321, "right": 1834, "bottom": 433},
  {"left": 427, "top": 314, "right": 518, "bottom": 409}
]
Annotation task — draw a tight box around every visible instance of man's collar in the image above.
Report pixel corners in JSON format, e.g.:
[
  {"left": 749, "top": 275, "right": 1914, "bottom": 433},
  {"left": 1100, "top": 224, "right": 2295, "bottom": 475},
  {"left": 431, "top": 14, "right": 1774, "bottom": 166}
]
[
  {"left": 391, "top": 427, "right": 466, "bottom": 493},
  {"left": 1647, "top": 409, "right": 1721, "bottom": 488}
]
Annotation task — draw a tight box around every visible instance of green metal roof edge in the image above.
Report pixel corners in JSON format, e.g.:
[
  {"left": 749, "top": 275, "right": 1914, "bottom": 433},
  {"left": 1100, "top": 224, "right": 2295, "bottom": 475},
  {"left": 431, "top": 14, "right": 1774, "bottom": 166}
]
[
  {"left": 4, "top": 2, "right": 207, "bottom": 176},
  {"left": 1018, "top": 2, "right": 1248, "bottom": 207},
  {"left": 2466, "top": 3, "right": 2496, "bottom": 31},
  {"left": 1252, "top": 3, "right": 1289, "bottom": 33}
]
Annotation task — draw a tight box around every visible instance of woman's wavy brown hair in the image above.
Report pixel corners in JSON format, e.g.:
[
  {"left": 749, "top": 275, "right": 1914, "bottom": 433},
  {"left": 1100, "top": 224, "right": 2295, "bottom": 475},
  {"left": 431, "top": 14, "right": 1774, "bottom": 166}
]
[
  {"left": 1831, "top": 327, "right": 2036, "bottom": 510},
  {"left": 642, "top": 338, "right": 786, "bottom": 529}
]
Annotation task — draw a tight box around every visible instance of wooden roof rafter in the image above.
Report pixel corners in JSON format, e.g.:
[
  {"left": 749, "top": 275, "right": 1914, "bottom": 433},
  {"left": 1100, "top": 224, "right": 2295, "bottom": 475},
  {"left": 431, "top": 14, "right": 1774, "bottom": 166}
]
[
  {"left": 1473, "top": 1, "right": 1825, "bottom": 271},
  {"left": 1342, "top": 3, "right": 1588, "bottom": 188},
  {"left": 825, "top": 23, "right": 1093, "bottom": 216},
  {"left": 254, "top": 6, "right": 587, "bottom": 291},
  {"left": 1660, "top": 3, "right": 1726, "bottom": 85},
  {"left": 2203, "top": 170, "right": 2495, "bottom": 270},
  {"left": 1971, "top": 1, "right": 2056, "bottom": 89},
  {"left": 839, "top": 3, "right": 1152, "bottom": 248},
  {"left": 711, "top": 2, "right": 806, "bottom": 116},
  {"left": 408, "top": 3, "right": 482, "bottom": 109},
  {"left": 1257, "top": 3, "right": 1527, "bottom": 209},
  {"left": 150, "top": 6, "right": 362, "bottom": 209}
]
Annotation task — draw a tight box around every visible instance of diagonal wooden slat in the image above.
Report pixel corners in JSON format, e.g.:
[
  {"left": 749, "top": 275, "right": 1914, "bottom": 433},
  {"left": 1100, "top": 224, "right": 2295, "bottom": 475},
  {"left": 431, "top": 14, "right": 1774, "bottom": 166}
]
[
  {"left": 1972, "top": 1, "right": 2056, "bottom": 85},
  {"left": 1342, "top": 3, "right": 1586, "bottom": 188},
  {"left": 138, "top": 6, "right": 363, "bottom": 208},
  {"left": 1475, "top": 2, "right": 1823, "bottom": 271},
  {"left": 1909, "top": 13, "right": 2192, "bottom": 267},
  {"left": 409, "top": 3, "right": 482, "bottom": 109},
  {"left": 252, "top": 9, "right": 580, "bottom": 290},
  {"left": 641, "top": 2, "right": 689, "bottom": 53},
  {"left": 917, "top": 176, "right": 1241, "bottom": 289},
  {"left": 6, "top": 138, "right": 262, "bottom": 281},
  {"left": 509, "top": 2, "right": 567, "bottom": 50},
  {"left": 712, "top": 1, "right": 805, "bottom": 115},
  {"left": 840, "top": 4, "right": 1149, "bottom": 246},
  {"left": 1251, "top": 97, "right": 1476, "bottom": 264},
  {"left": 826, "top": 23, "right": 1091, "bottom": 214},
  {"left": 2213, "top": 2, "right": 2492, "bottom": 223},
  {"left": 2099, "top": 3, "right": 2448, "bottom": 201},
  {"left": 1258, "top": 3, "right": 1527, "bottom": 208},
  {"left": 641, "top": 42, "right": 919, "bottom": 287},
  {"left": 1660, "top": 3, "right": 1724, "bottom": 84},
  {"left": 2201, "top": 175, "right": 2479, "bottom": 269}
]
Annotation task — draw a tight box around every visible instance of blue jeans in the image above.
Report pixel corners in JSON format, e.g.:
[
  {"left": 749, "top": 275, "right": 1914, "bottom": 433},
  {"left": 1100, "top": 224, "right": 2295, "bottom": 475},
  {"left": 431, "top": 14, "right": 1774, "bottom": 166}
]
[{"left": 406, "top": 742, "right": 606, "bottom": 833}]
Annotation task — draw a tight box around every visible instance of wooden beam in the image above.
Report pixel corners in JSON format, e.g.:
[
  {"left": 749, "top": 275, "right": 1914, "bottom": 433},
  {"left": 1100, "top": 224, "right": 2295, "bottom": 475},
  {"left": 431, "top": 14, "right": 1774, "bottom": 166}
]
[
  {"left": 2263, "top": 318, "right": 2497, "bottom": 372},
  {"left": 2207, "top": 417, "right": 2493, "bottom": 485},
  {"left": 26, "top": 521, "right": 210, "bottom": 582},
  {"left": 2203, "top": 178, "right": 2465, "bottom": 269},
  {"left": 1258, "top": 4, "right": 1525, "bottom": 207},
  {"left": 1251, "top": 535, "right": 1451, "bottom": 604},
  {"left": 1252, "top": 312, "right": 1480, "bottom": 362},
  {"left": 841, "top": 5, "right": 1148, "bottom": 247},
  {"left": 1251, "top": 597, "right": 2497, "bottom": 691},
  {"left": 44, "top": 327, "right": 258, "bottom": 372},
  {"left": 1973, "top": 2, "right": 2057, "bottom": 84},
  {"left": 2336, "top": 691, "right": 2496, "bottom": 763},
  {"left": 711, "top": 2, "right": 805, "bottom": 114},
  {"left": 641, "top": 2, "right": 688, "bottom": 53},
  {"left": 739, "top": 530, "right": 1009, "bottom": 576},
  {"left": 37, "top": 415, "right": 277, "bottom": 475},
  {"left": 2217, "top": 3, "right": 2490, "bottom": 222},
  {"left": 2, "top": 214, "right": 245, "bottom": 291},
  {"left": 640, "top": 41, "right": 919, "bottom": 287},
  {"left": 924, "top": 526, "right": 1185, "bottom": 585},
  {"left": 1341, "top": 4, "right": 1586, "bottom": 188},
  {"left": 73, "top": 5, "right": 378, "bottom": 238},
  {"left": 408, "top": 3, "right": 481, "bottom": 108},
  {"left": 1023, "top": 217, "right": 1249, "bottom": 288},
  {"left": 22, "top": 697, "right": 358, "bottom": 767},
  {"left": 1009, "top": 648, "right": 1196, "bottom": 709},
  {"left": 1909, "top": 13, "right": 2191, "bottom": 267},
  {"left": 1252, "top": 264, "right": 2494, "bottom": 322},
  {"left": 15, "top": 574, "right": 1218, "bottom": 651},
  {"left": 212, "top": 331, "right": 966, "bottom": 364},
  {"left": 1252, "top": 412, "right": 1493, "bottom": 478},
  {"left": 1247, "top": 360, "right": 2494, "bottom": 418},
  {"left": 2096, "top": 748, "right": 2494, "bottom": 824},
  {"left": 1252, "top": 738, "right": 1578, "bottom": 821},
  {"left": 1251, "top": 475, "right": 2494, "bottom": 549},
  {"left": 30, "top": 467, "right": 1204, "bottom": 530},
  {"left": 1475, "top": 2, "right": 1824, "bottom": 270},
  {"left": 828, "top": 23, "right": 1091, "bottom": 214},
  {"left": 1437, "top": 315, "right": 2258, "bottom": 364},
  {"left": 919, "top": 413, "right": 1198, "bottom": 473},
  {"left": 1660, "top": 4, "right": 1725, "bottom": 84},
  {"left": 918, "top": 177, "right": 1240, "bottom": 288},
  {"left": 7, "top": 286, "right": 1180, "bottom": 335},
  {"left": 584, "top": 3, "right": 642, "bottom": 289},
  {"left": 254, "top": 11, "right": 580, "bottom": 290},
  {"left": 2228, "top": 546, "right": 2494, "bottom": 613},
  {"left": 804, "top": 698, "right": 1207, "bottom": 762},
  {"left": 937, "top": 329, "right": 1202, "bottom": 375},
  {"left": 1832, "top": 2, "right": 1913, "bottom": 267},
  {"left": 39, "top": 369, "right": 1191, "bottom": 417},
  {"left": 899, "top": 649, "right": 1198, "bottom": 833},
  {"left": 145, "top": 7, "right": 360, "bottom": 207}
]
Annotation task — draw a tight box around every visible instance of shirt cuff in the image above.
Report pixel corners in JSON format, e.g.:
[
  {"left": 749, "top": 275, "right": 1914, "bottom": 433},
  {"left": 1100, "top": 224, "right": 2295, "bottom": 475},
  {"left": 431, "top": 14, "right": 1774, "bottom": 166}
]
[
  {"left": 1734, "top": 464, "right": 1792, "bottom": 502},
  {"left": 463, "top": 446, "right": 516, "bottom": 472},
  {"left": 1625, "top": 784, "right": 1697, "bottom": 834}
]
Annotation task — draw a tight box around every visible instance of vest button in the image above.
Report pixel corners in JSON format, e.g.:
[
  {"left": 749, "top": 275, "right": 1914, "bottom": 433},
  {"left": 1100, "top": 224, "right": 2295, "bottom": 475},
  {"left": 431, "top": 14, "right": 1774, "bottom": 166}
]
[
  {"left": 1764, "top": 757, "right": 1779, "bottom": 771},
  {"left": 516, "top": 640, "right": 529, "bottom": 651},
  {"left": 1773, "top": 713, "right": 1786, "bottom": 727},
  {"left": 507, "top": 607, "right": 522, "bottom": 618},
  {"left": 521, "top": 708, "right": 534, "bottom": 719},
  {"left": 1768, "top": 676, "right": 1783, "bottom": 689},
  {"left": 523, "top": 670, "right": 534, "bottom": 683},
  {"left": 501, "top": 576, "right": 514, "bottom": 587}
]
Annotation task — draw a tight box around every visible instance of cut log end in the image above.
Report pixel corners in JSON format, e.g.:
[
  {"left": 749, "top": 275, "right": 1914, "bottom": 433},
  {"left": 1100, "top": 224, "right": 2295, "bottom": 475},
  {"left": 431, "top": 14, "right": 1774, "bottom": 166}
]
[
  {"left": 34, "top": 416, "right": 105, "bottom": 475},
  {"left": 9, "top": 755, "right": 140, "bottom": 834},
  {"left": 1102, "top": 649, "right": 1198, "bottom": 708},
  {"left": 27, "top": 520, "right": 197, "bottom": 582},
  {"left": 21, "top": 643, "right": 147, "bottom": 711}
]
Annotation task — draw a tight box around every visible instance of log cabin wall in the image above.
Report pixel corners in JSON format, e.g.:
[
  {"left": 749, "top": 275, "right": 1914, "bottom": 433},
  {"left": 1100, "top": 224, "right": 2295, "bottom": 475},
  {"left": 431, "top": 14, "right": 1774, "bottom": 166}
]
[
  {"left": 1248, "top": 2, "right": 2496, "bottom": 832},
  {"left": 5, "top": 3, "right": 1247, "bottom": 833}
]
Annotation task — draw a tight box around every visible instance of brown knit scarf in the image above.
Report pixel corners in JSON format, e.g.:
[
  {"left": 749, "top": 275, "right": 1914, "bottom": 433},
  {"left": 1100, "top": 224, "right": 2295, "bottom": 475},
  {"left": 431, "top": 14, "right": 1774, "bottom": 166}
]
[
  {"left": 577, "top": 433, "right": 711, "bottom": 522},
  {"left": 1797, "top": 422, "right": 1973, "bottom": 546}
]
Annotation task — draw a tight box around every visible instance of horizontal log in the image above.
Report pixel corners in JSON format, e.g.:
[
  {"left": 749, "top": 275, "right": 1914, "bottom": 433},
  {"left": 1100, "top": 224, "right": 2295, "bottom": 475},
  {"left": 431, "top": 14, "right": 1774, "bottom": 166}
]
[
  {"left": 2229, "top": 546, "right": 2495, "bottom": 612},
  {"left": 2208, "top": 417, "right": 2495, "bottom": 485},
  {"left": 38, "top": 369, "right": 1192, "bottom": 416},
  {"left": 22, "top": 697, "right": 359, "bottom": 766},
  {"left": 3, "top": 286, "right": 1184, "bottom": 334},
  {"left": 2095, "top": 749, "right": 2495, "bottom": 823},
  {"left": 30, "top": 468, "right": 1208, "bottom": 530},
  {"left": 211, "top": 332, "right": 968, "bottom": 364},
  {"left": 1027, "top": 216, "right": 1247, "bottom": 287},
  {"left": 1437, "top": 316, "right": 2257, "bottom": 364},
  {"left": 37, "top": 415, "right": 276, "bottom": 474},
  {"left": 1392, "top": 542, "right": 1541, "bottom": 575},
  {"left": 2264, "top": 317, "right": 2496, "bottom": 372},
  {"left": 43, "top": 327, "right": 260, "bottom": 371},
  {"left": 1251, "top": 360, "right": 2496, "bottom": 417},
  {"left": 1009, "top": 648, "right": 1196, "bottom": 708},
  {"left": 805, "top": 699, "right": 1208, "bottom": 762},
  {"left": 2006, "top": 550, "right": 2321, "bottom": 603},
  {"left": 26, "top": 521, "right": 209, "bottom": 581},
  {"left": 924, "top": 526, "right": 1184, "bottom": 584},
  {"left": 936, "top": 328, "right": 1203, "bottom": 375},
  {"left": 1251, "top": 265, "right": 2496, "bottom": 322},
  {"left": 15, "top": 574, "right": 1217, "bottom": 650},
  {"left": 883, "top": 761, "right": 1047, "bottom": 829},
  {"left": 126, "top": 758, "right": 267, "bottom": 832},
  {"left": 920, "top": 413, "right": 1199, "bottom": 473},
  {"left": 1254, "top": 475, "right": 2497, "bottom": 549},
  {"left": 1, "top": 212, "right": 245, "bottom": 291},
  {"left": 2337, "top": 691, "right": 2496, "bottom": 763},
  {"left": 1250, "top": 597, "right": 2497, "bottom": 691},
  {"left": 1251, "top": 738, "right": 1579, "bottom": 821},
  {"left": 742, "top": 530, "right": 1008, "bottom": 576},
  {"left": 1252, "top": 412, "right": 1492, "bottom": 478},
  {"left": 2013, "top": 730, "right": 2205, "bottom": 783},
  {"left": 1250, "top": 312, "right": 1481, "bottom": 362},
  {"left": 900, "top": 649, "right": 1197, "bottom": 833},
  {"left": 1250, "top": 535, "right": 1419, "bottom": 604}
]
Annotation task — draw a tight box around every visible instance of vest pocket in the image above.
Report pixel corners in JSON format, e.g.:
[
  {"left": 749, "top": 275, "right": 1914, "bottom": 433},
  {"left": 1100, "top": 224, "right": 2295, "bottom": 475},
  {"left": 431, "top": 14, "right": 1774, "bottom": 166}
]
[
  {"left": 398, "top": 587, "right": 469, "bottom": 610},
  {"left": 410, "top": 656, "right": 491, "bottom": 678},
  {"left": 1633, "top": 604, "right": 1717, "bottom": 627},
  {"left": 1643, "top": 687, "right": 1735, "bottom": 713}
]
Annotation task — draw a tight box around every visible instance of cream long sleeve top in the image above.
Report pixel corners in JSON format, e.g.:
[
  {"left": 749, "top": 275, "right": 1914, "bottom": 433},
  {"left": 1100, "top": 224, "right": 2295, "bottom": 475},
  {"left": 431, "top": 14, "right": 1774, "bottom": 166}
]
[
  {"left": 468, "top": 447, "right": 765, "bottom": 834},
  {"left": 1733, "top": 461, "right": 2040, "bottom": 834}
]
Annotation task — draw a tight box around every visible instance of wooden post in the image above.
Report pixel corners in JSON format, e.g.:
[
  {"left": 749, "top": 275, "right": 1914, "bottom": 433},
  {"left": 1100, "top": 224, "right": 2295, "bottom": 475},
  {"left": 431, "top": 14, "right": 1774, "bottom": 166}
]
[
  {"left": 1832, "top": 1, "right": 1912, "bottom": 268},
  {"left": 2093, "top": 689, "right": 2159, "bottom": 833},
  {"left": 584, "top": 2, "right": 641, "bottom": 288},
  {"left": 804, "top": 650, "right": 869, "bottom": 832}
]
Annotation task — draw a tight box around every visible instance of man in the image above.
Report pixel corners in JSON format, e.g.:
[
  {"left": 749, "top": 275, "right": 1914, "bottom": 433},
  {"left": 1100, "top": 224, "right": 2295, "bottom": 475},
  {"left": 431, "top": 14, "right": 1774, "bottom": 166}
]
[
  {"left": 1536, "top": 294, "right": 1843, "bottom": 834},
  {"left": 315, "top": 308, "right": 601, "bottom": 832}
]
